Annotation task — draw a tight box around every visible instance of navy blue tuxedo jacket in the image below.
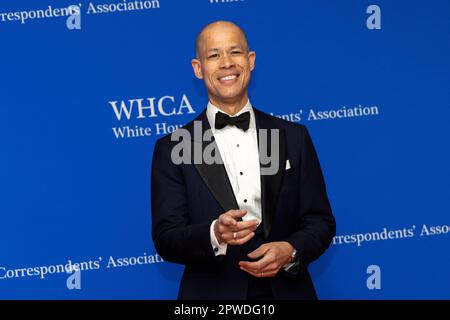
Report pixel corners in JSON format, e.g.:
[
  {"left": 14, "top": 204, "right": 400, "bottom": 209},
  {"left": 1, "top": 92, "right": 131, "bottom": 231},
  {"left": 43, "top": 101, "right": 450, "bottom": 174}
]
[{"left": 151, "top": 107, "right": 336, "bottom": 300}]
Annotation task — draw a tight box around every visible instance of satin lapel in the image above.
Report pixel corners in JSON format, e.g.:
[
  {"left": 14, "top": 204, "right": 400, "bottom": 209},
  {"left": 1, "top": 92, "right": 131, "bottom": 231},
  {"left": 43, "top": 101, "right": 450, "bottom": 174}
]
[
  {"left": 254, "top": 108, "right": 287, "bottom": 239},
  {"left": 191, "top": 110, "right": 239, "bottom": 212}
]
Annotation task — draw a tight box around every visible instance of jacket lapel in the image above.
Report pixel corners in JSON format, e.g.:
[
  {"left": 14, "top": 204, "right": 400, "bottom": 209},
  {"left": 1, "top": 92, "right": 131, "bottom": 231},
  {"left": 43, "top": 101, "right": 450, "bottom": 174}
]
[
  {"left": 191, "top": 110, "right": 239, "bottom": 212},
  {"left": 254, "top": 108, "right": 287, "bottom": 239},
  {"left": 188, "top": 107, "right": 286, "bottom": 238}
]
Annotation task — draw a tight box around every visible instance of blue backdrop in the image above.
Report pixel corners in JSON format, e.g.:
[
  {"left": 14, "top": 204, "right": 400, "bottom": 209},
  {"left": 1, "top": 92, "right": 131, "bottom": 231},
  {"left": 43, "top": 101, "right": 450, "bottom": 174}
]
[{"left": 1, "top": 0, "right": 449, "bottom": 299}]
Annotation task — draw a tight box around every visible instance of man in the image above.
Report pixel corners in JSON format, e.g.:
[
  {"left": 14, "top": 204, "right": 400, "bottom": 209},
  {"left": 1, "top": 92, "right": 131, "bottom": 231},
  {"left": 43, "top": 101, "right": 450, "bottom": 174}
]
[{"left": 151, "top": 21, "right": 336, "bottom": 300}]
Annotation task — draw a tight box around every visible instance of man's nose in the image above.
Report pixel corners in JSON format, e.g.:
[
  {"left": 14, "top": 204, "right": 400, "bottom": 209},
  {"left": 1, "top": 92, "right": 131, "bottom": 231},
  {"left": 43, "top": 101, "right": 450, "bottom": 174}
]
[{"left": 220, "top": 54, "right": 234, "bottom": 69}]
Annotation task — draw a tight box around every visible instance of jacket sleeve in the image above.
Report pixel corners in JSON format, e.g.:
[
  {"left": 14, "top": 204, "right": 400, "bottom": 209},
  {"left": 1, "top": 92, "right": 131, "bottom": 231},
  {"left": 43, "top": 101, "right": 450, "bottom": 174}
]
[
  {"left": 151, "top": 137, "right": 223, "bottom": 265},
  {"left": 284, "top": 126, "right": 336, "bottom": 277}
]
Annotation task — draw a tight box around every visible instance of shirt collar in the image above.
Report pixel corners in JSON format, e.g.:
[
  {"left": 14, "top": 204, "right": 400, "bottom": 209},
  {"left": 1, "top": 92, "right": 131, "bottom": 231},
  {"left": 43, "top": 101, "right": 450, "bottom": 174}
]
[{"left": 206, "top": 100, "right": 255, "bottom": 132}]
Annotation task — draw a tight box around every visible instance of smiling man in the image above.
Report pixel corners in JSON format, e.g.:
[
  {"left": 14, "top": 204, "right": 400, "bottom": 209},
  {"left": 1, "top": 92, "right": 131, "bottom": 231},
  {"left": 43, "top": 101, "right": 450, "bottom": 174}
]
[
  {"left": 151, "top": 21, "right": 336, "bottom": 300},
  {"left": 191, "top": 22, "right": 254, "bottom": 115}
]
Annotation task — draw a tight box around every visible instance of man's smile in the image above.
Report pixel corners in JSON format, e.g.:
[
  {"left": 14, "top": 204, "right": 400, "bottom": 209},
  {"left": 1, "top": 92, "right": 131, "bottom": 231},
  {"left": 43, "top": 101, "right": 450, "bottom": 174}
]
[{"left": 217, "top": 73, "right": 241, "bottom": 85}]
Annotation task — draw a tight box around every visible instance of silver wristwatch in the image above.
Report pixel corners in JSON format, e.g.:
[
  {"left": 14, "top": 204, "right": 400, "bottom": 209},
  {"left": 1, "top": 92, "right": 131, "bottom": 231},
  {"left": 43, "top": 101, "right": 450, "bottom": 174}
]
[{"left": 290, "top": 249, "right": 298, "bottom": 262}]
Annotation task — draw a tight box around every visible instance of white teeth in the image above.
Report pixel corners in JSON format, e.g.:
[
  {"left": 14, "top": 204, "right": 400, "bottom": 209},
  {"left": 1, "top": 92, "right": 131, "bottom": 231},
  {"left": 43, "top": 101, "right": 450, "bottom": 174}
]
[{"left": 220, "top": 75, "right": 237, "bottom": 81}]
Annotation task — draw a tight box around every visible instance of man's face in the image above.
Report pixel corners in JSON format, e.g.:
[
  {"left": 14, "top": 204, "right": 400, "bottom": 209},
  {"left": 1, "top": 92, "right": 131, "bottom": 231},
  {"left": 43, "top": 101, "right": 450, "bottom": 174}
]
[{"left": 192, "top": 23, "right": 256, "bottom": 107}]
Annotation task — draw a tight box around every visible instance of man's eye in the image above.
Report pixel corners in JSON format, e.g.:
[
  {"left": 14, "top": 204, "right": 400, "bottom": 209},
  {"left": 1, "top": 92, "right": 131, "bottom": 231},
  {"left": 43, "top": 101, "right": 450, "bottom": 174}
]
[
  {"left": 208, "top": 54, "right": 219, "bottom": 59},
  {"left": 231, "top": 51, "right": 242, "bottom": 55}
]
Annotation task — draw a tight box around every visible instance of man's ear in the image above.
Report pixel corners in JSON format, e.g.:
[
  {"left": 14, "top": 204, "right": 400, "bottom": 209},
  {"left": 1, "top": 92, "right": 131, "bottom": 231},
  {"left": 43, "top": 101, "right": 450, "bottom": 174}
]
[
  {"left": 191, "top": 59, "right": 203, "bottom": 79},
  {"left": 248, "top": 51, "right": 256, "bottom": 71}
]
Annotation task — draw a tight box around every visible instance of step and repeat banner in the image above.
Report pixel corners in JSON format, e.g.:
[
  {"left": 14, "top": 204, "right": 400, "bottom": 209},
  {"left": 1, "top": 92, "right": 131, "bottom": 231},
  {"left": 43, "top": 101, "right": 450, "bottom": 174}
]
[{"left": 0, "top": 0, "right": 449, "bottom": 299}]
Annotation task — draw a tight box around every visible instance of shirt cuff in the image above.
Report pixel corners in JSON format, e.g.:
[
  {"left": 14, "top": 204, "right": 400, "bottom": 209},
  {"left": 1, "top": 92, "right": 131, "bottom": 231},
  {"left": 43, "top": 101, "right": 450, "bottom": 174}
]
[{"left": 210, "top": 219, "right": 228, "bottom": 256}]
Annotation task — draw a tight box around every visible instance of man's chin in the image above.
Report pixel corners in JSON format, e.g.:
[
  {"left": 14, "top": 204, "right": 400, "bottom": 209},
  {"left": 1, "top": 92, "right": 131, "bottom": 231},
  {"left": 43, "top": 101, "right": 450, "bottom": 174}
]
[
  {"left": 213, "top": 98, "right": 246, "bottom": 107},
  {"left": 216, "top": 90, "right": 247, "bottom": 101}
]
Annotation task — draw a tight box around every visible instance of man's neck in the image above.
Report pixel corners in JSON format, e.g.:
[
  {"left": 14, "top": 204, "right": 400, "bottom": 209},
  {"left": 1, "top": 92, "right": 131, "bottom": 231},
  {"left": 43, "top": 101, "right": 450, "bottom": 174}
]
[{"left": 209, "top": 96, "right": 249, "bottom": 116}]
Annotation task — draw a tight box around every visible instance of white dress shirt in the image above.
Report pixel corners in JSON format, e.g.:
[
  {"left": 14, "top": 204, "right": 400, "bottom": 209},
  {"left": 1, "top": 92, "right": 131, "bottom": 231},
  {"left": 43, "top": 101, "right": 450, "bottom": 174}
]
[{"left": 207, "top": 100, "right": 262, "bottom": 255}]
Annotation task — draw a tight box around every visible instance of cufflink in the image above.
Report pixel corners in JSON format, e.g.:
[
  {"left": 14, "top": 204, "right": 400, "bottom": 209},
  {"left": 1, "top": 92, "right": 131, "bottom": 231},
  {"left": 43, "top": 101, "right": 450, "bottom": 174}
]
[{"left": 214, "top": 247, "right": 219, "bottom": 252}]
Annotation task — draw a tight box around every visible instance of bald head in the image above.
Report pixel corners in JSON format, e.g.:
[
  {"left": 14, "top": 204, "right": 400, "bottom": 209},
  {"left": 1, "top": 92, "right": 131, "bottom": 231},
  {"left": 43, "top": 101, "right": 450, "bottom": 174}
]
[
  {"left": 191, "top": 20, "right": 256, "bottom": 110},
  {"left": 195, "top": 21, "right": 249, "bottom": 58}
]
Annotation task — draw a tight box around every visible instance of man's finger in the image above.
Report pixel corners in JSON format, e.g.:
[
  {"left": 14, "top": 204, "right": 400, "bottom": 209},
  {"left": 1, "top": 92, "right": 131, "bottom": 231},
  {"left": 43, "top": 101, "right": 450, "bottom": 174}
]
[
  {"left": 258, "top": 262, "right": 279, "bottom": 274},
  {"left": 235, "top": 219, "right": 259, "bottom": 231},
  {"left": 222, "top": 227, "right": 255, "bottom": 242},
  {"left": 239, "top": 252, "right": 273, "bottom": 272},
  {"left": 225, "top": 209, "right": 247, "bottom": 219},
  {"left": 219, "top": 216, "right": 258, "bottom": 233},
  {"left": 233, "top": 227, "right": 258, "bottom": 239},
  {"left": 239, "top": 259, "right": 267, "bottom": 273},
  {"left": 247, "top": 244, "right": 270, "bottom": 260},
  {"left": 219, "top": 214, "right": 238, "bottom": 227},
  {"left": 228, "top": 231, "right": 255, "bottom": 246},
  {"left": 240, "top": 266, "right": 278, "bottom": 278}
]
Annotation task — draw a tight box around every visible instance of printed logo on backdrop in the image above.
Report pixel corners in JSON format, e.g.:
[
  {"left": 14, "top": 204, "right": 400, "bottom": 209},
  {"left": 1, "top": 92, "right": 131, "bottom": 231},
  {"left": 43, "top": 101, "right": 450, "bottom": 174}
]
[
  {"left": 332, "top": 223, "right": 450, "bottom": 247},
  {"left": 108, "top": 94, "right": 196, "bottom": 139},
  {"left": 0, "top": 0, "right": 161, "bottom": 29},
  {"left": 208, "top": 0, "right": 245, "bottom": 4},
  {"left": 269, "top": 104, "right": 380, "bottom": 123},
  {"left": 0, "top": 252, "right": 164, "bottom": 290},
  {"left": 108, "top": 101, "right": 380, "bottom": 140}
]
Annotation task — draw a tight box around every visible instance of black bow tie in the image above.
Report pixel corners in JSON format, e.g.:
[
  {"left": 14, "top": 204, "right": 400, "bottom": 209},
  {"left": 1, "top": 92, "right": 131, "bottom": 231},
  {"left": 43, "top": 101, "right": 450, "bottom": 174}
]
[{"left": 215, "top": 111, "right": 250, "bottom": 131}]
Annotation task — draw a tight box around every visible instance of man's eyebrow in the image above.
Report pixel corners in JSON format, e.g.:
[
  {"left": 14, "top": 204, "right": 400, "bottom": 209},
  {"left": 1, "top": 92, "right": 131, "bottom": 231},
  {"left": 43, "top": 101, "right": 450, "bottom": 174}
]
[
  {"left": 230, "top": 45, "right": 245, "bottom": 50},
  {"left": 206, "top": 45, "right": 246, "bottom": 53}
]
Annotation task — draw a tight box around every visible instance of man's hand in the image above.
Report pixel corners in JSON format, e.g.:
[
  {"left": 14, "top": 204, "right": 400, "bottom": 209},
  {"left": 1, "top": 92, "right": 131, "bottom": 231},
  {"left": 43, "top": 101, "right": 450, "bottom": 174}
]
[
  {"left": 238, "top": 241, "right": 295, "bottom": 278},
  {"left": 214, "top": 210, "right": 259, "bottom": 245}
]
